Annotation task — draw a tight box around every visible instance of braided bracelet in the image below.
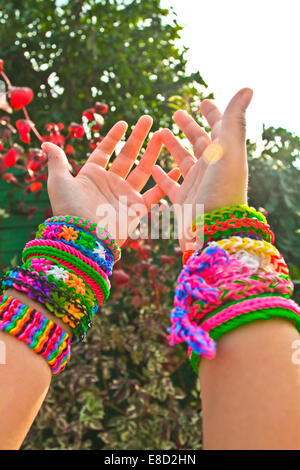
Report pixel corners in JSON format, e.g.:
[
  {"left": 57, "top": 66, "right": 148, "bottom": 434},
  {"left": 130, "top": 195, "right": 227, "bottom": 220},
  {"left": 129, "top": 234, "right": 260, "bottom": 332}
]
[
  {"left": 0, "top": 295, "right": 71, "bottom": 374},
  {"left": 44, "top": 215, "right": 121, "bottom": 262}
]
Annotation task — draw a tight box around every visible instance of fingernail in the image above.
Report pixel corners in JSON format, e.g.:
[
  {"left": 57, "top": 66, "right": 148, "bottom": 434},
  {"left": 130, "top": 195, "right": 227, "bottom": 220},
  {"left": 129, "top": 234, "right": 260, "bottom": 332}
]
[{"left": 241, "top": 88, "right": 253, "bottom": 108}]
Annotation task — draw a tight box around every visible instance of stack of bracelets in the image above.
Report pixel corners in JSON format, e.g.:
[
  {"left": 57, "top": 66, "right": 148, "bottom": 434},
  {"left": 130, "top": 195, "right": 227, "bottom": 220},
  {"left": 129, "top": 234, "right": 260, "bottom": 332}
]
[
  {"left": 169, "top": 204, "right": 300, "bottom": 374},
  {"left": 0, "top": 215, "right": 121, "bottom": 375}
]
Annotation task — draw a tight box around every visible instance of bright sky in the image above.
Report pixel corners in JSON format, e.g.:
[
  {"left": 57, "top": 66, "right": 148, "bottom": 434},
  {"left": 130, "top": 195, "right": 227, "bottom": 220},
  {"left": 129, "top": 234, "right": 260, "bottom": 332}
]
[{"left": 162, "top": 0, "right": 300, "bottom": 143}]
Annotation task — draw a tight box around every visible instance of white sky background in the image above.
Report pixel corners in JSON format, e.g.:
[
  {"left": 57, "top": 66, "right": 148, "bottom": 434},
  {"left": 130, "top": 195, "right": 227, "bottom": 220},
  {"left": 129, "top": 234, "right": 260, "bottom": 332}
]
[{"left": 162, "top": 0, "right": 300, "bottom": 143}]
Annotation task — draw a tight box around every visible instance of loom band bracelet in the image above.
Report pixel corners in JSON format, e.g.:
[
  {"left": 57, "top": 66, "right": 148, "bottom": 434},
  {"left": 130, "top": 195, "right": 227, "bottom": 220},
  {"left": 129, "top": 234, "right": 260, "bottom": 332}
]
[
  {"left": 2, "top": 265, "right": 97, "bottom": 320},
  {"left": 0, "top": 296, "right": 71, "bottom": 375},
  {"left": 25, "top": 254, "right": 106, "bottom": 305},
  {"left": 207, "top": 238, "right": 289, "bottom": 275},
  {"left": 38, "top": 222, "right": 114, "bottom": 264},
  {"left": 35, "top": 235, "right": 113, "bottom": 275},
  {"left": 22, "top": 266, "right": 99, "bottom": 314},
  {"left": 197, "top": 205, "right": 268, "bottom": 226},
  {"left": 23, "top": 247, "right": 110, "bottom": 301},
  {"left": 201, "top": 221, "right": 274, "bottom": 245},
  {"left": 22, "top": 257, "right": 98, "bottom": 306},
  {"left": 189, "top": 298, "right": 300, "bottom": 374},
  {"left": 193, "top": 218, "right": 274, "bottom": 244},
  {"left": 191, "top": 283, "right": 293, "bottom": 323},
  {"left": 23, "top": 240, "right": 111, "bottom": 288},
  {"left": 1, "top": 278, "right": 86, "bottom": 339},
  {"left": 44, "top": 215, "right": 121, "bottom": 262}
]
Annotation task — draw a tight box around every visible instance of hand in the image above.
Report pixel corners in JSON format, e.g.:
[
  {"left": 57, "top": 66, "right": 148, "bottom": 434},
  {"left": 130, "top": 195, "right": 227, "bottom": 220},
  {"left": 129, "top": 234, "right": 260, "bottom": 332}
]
[
  {"left": 151, "top": 88, "right": 253, "bottom": 250},
  {"left": 42, "top": 115, "right": 180, "bottom": 247}
]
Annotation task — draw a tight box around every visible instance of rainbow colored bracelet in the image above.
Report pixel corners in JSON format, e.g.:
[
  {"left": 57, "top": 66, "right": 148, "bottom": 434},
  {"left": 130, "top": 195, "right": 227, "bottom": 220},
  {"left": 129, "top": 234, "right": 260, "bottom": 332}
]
[{"left": 0, "top": 295, "right": 71, "bottom": 375}]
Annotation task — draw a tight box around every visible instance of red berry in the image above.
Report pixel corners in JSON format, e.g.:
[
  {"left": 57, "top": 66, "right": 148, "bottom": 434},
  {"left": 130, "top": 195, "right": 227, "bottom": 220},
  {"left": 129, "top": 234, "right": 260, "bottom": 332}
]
[
  {"left": 16, "top": 119, "right": 34, "bottom": 144},
  {"left": 82, "top": 108, "right": 95, "bottom": 120},
  {"left": 94, "top": 102, "right": 109, "bottom": 114},
  {"left": 65, "top": 144, "right": 74, "bottom": 155},
  {"left": 69, "top": 122, "right": 85, "bottom": 139},
  {"left": 0, "top": 59, "right": 4, "bottom": 73},
  {"left": 28, "top": 181, "right": 42, "bottom": 192},
  {"left": 0, "top": 141, "right": 3, "bottom": 151},
  {"left": 9, "top": 86, "right": 34, "bottom": 110},
  {"left": 3, "top": 148, "right": 18, "bottom": 167}
]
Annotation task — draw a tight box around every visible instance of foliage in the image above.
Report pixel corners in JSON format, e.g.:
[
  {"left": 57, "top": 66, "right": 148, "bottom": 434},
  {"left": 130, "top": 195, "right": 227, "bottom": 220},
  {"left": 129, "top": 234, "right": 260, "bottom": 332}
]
[{"left": 0, "top": 0, "right": 206, "bottom": 131}]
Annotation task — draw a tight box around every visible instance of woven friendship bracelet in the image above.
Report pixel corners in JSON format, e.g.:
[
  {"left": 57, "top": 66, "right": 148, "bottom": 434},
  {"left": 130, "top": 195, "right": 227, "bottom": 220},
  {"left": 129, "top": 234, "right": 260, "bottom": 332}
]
[
  {"left": 0, "top": 295, "right": 71, "bottom": 374},
  {"left": 44, "top": 215, "right": 121, "bottom": 262}
]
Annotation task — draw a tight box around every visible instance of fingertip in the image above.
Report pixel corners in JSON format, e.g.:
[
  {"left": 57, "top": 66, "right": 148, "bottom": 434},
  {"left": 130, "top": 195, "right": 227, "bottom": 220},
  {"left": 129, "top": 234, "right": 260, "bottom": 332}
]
[{"left": 240, "top": 87, "right": 254, "bottom": 109}]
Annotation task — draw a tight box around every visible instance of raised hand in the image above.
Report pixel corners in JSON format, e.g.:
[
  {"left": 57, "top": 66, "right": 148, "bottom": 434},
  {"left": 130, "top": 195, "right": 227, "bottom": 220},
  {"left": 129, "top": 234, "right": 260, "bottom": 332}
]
[
  {"left": 151, "top": 88, "right": 253, "bottom": 249},
  {"left": 42, "top": 115, "right": 180, "bottom": 247}
]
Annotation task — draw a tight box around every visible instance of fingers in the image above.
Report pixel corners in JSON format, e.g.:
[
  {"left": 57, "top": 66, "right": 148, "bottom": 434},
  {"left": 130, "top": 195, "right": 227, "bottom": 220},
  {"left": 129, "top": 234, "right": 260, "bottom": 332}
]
[
  {"left": 159, "top": 128, "right": 196, "bottom": 177},
  {"left": 109, "top": 115, "right": 153, "bottom": 178},
  {"left": 198, "top": 99, "right": 223, "bottom": 142},
  {"left": 41, "top": 142, "right": 71, "bottom": 179},
  {"left": 126, "top": 131, "right": 162, "bottom": 191},
  {"left": 150, "top": 164, "right": 180, "bottom": 204},
  {"left": 173, "top": 110, "right": 211, "bottom": 157},
  {"left": 87, "top": 121, "right": 128, "bottom": 167},
  {"left": 222, "top": 87, "right": 253, "bottom": 143},
  {"left": 143, "top": 167, "right": 181, "bottom": 209}
]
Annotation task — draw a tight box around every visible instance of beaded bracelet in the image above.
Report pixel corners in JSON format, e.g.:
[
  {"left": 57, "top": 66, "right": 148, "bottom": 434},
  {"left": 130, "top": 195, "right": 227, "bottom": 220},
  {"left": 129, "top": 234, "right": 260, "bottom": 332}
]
[
  {"left": 0, "top": 295, "right": 71, "bottom": 374},
  {"left": 44, "top": 215, "right": 121, "bottom": 262}
]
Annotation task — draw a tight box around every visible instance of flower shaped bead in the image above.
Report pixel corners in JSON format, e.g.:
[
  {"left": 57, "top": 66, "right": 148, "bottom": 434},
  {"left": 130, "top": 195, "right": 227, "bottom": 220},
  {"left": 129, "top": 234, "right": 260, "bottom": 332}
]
[
  {"left": 46, "top": 266, "right": 69, "bottom": 281},
  {"left": 93, "top": 242, "right": 106, "bottom": 259},
  {"left": 58, "top": 225, "right": 79, "bottom": 242}
]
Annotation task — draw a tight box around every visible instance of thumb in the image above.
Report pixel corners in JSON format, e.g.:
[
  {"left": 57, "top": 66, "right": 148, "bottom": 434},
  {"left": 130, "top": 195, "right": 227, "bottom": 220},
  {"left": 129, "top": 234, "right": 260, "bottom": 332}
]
[
  {"left": 222, "top": 87, "right": 253, "bottom": 143},
  {"left": 41, "top": 142, "right": 71, "bottom": 178}
]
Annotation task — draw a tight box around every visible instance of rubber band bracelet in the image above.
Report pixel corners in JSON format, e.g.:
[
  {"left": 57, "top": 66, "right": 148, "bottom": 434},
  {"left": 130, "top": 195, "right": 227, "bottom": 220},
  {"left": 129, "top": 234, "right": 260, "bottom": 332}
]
[
  {"left": 190, "top": 300, "right": 300, "bottom": 374},
  {"left": 1, "top": 274, "right": 89, "bottom": 342},
  {"left": 23, "top": 246, "right": 110, "bottom": 301},
  {"left": 200, "top": 205, "right": 268, "bottom": 226},
  {"left": 36, "top": 223, "right": 114, "bottom": 274},
  {"left": 0, "top": 295, "right": 71, "bottom": 374},
  {"left": 44, "top": 216, "right": 121, "bottom": 262},
  {"left": 25, "top": 254, "right": 105, "bottom": 305}
]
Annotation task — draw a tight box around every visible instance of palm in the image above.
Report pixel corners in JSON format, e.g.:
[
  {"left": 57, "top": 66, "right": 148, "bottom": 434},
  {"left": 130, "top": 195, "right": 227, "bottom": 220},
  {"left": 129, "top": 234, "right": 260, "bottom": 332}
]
[{"left": 43, "top": 116, "right": 180, "bottom": 247}]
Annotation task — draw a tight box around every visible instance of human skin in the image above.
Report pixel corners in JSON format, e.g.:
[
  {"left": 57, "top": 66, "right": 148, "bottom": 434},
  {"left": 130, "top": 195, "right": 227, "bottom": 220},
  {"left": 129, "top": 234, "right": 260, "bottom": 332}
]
[
  {"left": 0, "top": 116, "right": 179, "bottom": 449},
  {"left": 152, "top": 88, "right": 300, "bottom": 449}
]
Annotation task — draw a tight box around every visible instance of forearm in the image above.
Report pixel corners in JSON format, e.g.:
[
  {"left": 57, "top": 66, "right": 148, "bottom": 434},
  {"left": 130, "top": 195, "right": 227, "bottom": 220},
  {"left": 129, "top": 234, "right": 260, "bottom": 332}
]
[
  {"left": 0, "top": 288, "right": 72, "bottom": 449},
  {"left": 200, "top": 318, "right": 300, "bottom": 450},
  {"left": 173, "top": 204, "right": 300, "bottom": 449}
]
